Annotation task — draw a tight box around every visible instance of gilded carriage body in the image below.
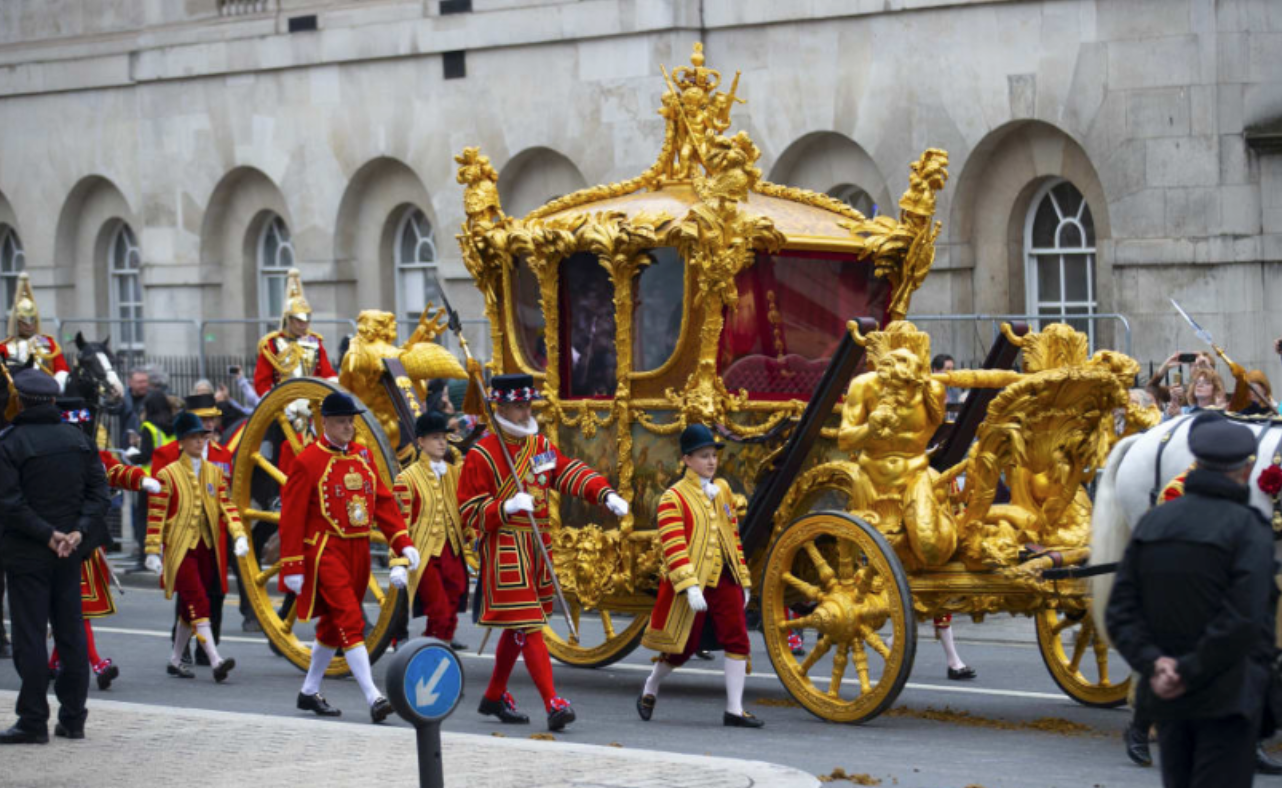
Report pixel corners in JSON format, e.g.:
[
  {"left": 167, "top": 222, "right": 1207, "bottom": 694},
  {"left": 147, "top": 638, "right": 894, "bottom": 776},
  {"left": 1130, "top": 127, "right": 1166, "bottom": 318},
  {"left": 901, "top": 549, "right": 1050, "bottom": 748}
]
[{"left": 457, "top": 44, "right": 1142, "bottom": 722}]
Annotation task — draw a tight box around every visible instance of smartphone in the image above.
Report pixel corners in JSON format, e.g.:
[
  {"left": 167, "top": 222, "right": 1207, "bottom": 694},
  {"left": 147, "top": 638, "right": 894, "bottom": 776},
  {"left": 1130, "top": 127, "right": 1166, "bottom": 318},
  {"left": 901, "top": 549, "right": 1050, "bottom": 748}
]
[
  {"left": 1177, "top": 353, "right": 1197, "bottom": 364},
  {"left": 227, "top": 365, "right": 241, "bottom": 376}
]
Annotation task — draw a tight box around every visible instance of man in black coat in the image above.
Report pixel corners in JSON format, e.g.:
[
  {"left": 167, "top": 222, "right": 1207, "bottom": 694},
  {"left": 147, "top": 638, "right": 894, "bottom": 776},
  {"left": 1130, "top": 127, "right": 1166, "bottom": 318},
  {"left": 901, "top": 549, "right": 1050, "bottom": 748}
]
[
  {"left": 1106, "top": 413, "right": 1275, "bottom": 788},
  {"left": 0, "top": 370, "right": 110, "bottom": 744}
]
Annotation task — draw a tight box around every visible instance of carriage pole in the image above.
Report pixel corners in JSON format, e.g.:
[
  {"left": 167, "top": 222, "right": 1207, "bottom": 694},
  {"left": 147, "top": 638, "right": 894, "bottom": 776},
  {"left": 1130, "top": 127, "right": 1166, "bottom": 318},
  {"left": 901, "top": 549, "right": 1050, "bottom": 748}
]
[{"left": 437, "top": 294, "right": 579, "bottom": 643}]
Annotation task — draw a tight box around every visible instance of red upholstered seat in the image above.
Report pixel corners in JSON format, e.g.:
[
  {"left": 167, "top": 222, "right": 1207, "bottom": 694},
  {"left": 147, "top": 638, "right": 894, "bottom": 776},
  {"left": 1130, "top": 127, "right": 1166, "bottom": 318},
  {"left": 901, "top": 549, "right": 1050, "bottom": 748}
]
[{"left": 722, "top": 353, "right": 829, "bottom": 397}]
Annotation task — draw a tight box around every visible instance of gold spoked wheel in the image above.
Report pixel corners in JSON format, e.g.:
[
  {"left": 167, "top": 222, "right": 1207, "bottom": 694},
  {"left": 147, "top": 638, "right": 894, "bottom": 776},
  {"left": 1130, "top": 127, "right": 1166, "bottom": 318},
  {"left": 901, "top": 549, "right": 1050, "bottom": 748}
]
[
  {"left": 544, "top": 600, "right": 648, "bottom": 668},
  {"left": 762, "top": 511, "right": 916, "bottom": 723},
  {"left": 230, "top": 377, "right": 404, "bottom": 676},
  {"left": 1035, "top": 605, "right": 1130, "bottom": 708}
]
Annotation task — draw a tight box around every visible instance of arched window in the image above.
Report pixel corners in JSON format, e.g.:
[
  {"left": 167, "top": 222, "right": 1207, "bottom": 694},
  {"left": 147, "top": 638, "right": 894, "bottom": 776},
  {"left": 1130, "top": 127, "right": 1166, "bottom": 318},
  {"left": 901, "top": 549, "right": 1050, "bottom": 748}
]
[
  {"left": 1025, "top": 180, "right": 1097, "bottom": 346},
  {"left": 1, "top": 225, "right": 25, "bottom": 314},
  {"left": 257, "top": 214, "right": 294, "bottom": 320},
  {"left": 394, "top": 207, "right": 442, "bottom": 323},
  {"left": 109, "top": 223, "right": 144, "bottom": 354},
  {"left": 828, "top": 184, "right": 878, "bottom": 218}
]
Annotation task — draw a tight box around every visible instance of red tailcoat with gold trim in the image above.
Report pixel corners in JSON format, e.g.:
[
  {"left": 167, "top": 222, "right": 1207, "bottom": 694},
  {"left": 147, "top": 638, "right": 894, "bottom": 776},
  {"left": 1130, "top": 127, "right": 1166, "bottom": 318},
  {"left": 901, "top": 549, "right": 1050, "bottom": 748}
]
[
  {"left": 457, "top": 430, "right": 615, "bottom": 630},
  {"left": 278, "top": 436, "right": 412, "bottom": 622},
  {"left": 253, "top": 330, "right": 337, "bottom": 396},
  {"left": 80, "top": 451, "right": 149, "bottom": 618}
]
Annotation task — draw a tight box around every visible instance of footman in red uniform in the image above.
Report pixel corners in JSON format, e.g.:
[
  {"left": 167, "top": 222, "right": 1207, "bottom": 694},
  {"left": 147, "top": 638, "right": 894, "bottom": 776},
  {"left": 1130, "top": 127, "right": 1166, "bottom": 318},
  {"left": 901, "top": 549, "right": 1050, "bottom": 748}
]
[
  {"left": 637, "top": 424, "right": 763, "bottom": 728},
  {"left": 457, "top": 373, "right": 629, "bottom": 732},
  {"left": 280, "top": 392, "right": 420, "bottom": 723},
  {"left": 394, "top": 410, "right": 471, "bottom": 647},
  {"left": 145, "top": 412, "right": 248, "bottom": 683}
]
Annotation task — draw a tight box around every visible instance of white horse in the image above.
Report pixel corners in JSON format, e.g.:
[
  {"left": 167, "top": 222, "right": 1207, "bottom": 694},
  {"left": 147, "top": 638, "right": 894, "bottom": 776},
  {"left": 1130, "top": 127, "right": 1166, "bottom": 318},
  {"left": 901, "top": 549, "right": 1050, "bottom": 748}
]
[{"left": 1089, "top": 413, "right": 1282, "bottom": 636}]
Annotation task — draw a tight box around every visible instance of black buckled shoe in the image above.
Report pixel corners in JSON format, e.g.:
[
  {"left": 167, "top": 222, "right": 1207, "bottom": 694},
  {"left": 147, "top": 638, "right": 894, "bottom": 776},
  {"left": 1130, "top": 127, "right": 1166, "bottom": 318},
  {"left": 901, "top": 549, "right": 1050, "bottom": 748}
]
[
  {"left": 54, "top": 723, "right": 84, "bottom": 740},
  {"left": 478, "top": 692, "right": 529, "bottom": 724},
  {"left": 1124, "top": 721, "right": 1153, "bottom": 767},
  {"left": 167, "top": 662, "right": 195, "bottom": 679},
  {"left": 297, "top": 692, "right": 342, "bottom": 717},
  {"left": 694, "top": 650, "right": 714, "bottom": 661},
  {"left": 370, "top": 697, "right": 393, "bottom": 724},
  {"left": 723, "top": 710, "right": 765, "bottom": 729},
  {"left": 947, "top": 666, "right": 977, "bottom": 681},
  {"left": 1257, "top": 744, "right": 1282, "bottom": 775},
  {"left": 212, "top": 658, "right": 235, "bottom": 684},
  {"left": 0, "top": 725, "right": 48, "bottom": 745},
  {"left": 546, "top": 697, "right": 576, "bottom": 732},
  {"left": 450, "top": 640, "right": 469, "bottom": 652},
  {"left": 95, "top": 661, "right": 119, "bottom": 691},
  {"left": 636, "top": 693, "right": 656, "bottom": 722}
]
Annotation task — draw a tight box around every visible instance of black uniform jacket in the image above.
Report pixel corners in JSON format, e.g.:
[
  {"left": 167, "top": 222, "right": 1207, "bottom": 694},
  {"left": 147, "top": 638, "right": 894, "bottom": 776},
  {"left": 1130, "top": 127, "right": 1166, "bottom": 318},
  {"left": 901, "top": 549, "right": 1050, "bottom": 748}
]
[
  {"left": 0, "top": 404, "right": 110, "bottom": 568},
  {"left": 1106, "top": 468, "right": 1276, "bottom": 721}
]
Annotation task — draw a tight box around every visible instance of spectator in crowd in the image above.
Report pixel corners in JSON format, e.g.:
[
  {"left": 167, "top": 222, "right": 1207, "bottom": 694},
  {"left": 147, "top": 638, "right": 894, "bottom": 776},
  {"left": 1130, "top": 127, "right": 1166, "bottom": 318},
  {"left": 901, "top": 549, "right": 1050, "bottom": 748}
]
[
  {"left": 132, "top": 392, "right": 176, "bottom": 570},
  {"left": 1184, "top": 368, "right": 1226, "bottom": 413},
  {"left": 931, "top": 354, "right": 964, "bottom": 410},
  {"left": 109, "top": 367, "right": 152, "bottom": 445}
]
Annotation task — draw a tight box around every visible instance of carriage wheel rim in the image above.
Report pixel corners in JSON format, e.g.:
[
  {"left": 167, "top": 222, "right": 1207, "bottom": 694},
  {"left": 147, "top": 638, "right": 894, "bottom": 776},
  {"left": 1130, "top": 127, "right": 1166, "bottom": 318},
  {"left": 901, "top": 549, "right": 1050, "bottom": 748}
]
[
  {"left": 1035, "top": 607, "right": 1130, "bottom": 708},
  {"left": 231, "top": 377, "right": 403, "bottom": 676},
  {"left": 762, "top": 510, "right": 916, "bottom": 723}
]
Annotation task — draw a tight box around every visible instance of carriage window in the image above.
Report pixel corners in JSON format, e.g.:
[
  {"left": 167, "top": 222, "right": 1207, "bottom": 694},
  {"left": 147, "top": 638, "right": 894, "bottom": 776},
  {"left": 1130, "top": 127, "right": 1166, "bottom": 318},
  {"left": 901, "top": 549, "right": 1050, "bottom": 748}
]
[
  {"left": 633, "top": 247, "right": 683, "bottom": 373},
  {"left": 561, "top": 252, "right": 617, "bottom": 398},
  {"left": 719, "top": 250, "right": 888, "bottom": 399},
  {"left": 512, "top": 258, "right": 547, "bottom": 372}
]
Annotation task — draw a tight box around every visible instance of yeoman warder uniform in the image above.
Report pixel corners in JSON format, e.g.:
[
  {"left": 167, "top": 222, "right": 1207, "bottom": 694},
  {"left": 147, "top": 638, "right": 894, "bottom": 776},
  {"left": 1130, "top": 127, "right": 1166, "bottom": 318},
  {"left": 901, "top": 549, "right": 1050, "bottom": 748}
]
[
  {"left": 280, "top": 392, "right": 419, "bottom": 723},
  {"left": 457, "top": 373, "right": 629, "bottom": 731}
]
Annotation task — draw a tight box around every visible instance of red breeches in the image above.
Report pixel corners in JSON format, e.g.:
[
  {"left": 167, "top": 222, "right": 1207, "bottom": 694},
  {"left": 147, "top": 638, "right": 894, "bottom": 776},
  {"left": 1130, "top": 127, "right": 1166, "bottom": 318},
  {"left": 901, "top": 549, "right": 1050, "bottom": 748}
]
[
  {"left": 665, "top": 570, "right": 750, "bottom": 667},
  {"left": 173, "top": 543, "right": 216, "bottom": 624},
  {"left": 312, "top": 538, "right": 371, "bottom": 650},
  {"left": 417, "top": 544, "right": 467, "bottom": 641}
]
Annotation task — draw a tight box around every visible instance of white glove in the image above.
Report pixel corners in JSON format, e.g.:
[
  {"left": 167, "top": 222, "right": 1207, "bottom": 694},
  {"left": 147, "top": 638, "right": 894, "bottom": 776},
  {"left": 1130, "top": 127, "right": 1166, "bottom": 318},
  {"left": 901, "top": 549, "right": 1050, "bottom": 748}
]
[
  {"left": 402, "top": 547, "right": 421, "bottom": 572},
  {"left": 503, "top": 492, "right": 535, "bottom": 516},
  {"left": 144, "top": 554, "right": 162, "bottom": 574},
  {"left": 285, "top": 398, "right": 311, "bottom": 422},
  {"left": 234, "top": 536, "right": 249, "bottom": 557},
  {"left": 685, "top": 585, "right": 708, "bottom": 612},
  {"left": 283, "top": 574, "right": 304, "bottom": 594},
  {"left": 743, "top": 588, "right": 751, "bottom": 610},
  {"left": 389, "top": 566, "right": 408, "bottom": 589},
  {"left": 142, "top": 477, "right": 162, "bottom": 494},
  {"left": 124, "top": 447, "right": 141, "bottom": 461},
  {"left": 605, "top": 493, "right": 629, "bottom": 517}
]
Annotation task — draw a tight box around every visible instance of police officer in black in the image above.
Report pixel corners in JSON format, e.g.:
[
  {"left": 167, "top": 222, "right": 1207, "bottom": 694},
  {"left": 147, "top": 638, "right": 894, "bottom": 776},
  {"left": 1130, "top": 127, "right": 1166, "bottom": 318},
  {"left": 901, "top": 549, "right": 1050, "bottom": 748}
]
[
  {"left": 1106, "top": 413, "right": 1275, "bottom": 788},
  {"left": 0, "top": 370, "right": 110, "bottom": 744}
]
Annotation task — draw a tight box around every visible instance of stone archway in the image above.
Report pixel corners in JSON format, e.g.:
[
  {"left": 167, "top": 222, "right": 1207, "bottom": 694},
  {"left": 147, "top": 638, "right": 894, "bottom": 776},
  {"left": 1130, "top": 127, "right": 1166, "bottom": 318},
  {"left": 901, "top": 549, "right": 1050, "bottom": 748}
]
[
  {"left": 498, "top": 147, "right": 588, "bottom": 218},
  {"left": 332, "top": 157, "right": 434, "bottom": 320},
  {"left": 52, "top": 175, "right": 137, "bottom": 323},
  {"left": 767, "top": 131, "right": 892, "bottom": 216}
]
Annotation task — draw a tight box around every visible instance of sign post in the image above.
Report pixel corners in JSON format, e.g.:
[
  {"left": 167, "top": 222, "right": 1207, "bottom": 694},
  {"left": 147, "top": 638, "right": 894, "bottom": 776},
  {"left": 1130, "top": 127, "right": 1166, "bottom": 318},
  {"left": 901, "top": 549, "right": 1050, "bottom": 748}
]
[{"left": 386, "top": 638, "right": 465, "bottom": 788}]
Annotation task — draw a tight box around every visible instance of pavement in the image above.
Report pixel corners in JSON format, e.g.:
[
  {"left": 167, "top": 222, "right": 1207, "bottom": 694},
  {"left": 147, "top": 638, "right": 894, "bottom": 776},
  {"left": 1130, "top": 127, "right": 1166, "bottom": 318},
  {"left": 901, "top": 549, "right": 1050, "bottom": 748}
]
[
  {"left": 0, "top": 554, "right": 1207, "bottom": 787},
  {"left": 0, "top": 690, "right": 817, "bottom": 788}
]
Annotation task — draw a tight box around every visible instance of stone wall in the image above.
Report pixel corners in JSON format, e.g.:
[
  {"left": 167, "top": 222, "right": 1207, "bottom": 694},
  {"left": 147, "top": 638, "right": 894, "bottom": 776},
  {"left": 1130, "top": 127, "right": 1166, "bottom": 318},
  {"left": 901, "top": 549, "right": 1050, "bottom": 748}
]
[{"left": 0, "top": 0, "right": 1276, "bottom": 380}]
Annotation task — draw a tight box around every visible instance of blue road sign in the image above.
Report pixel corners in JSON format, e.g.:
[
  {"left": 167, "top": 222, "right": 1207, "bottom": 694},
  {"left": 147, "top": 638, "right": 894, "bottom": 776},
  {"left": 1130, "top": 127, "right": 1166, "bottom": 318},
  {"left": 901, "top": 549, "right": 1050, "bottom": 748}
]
[{"left": 388, "top": 639, "right": 464, "bottom": 725}]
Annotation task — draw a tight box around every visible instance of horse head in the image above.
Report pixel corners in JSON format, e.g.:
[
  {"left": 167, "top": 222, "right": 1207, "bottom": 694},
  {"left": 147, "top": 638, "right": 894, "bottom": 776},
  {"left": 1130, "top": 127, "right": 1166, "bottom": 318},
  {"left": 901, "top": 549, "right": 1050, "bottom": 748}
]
[{"left": 72, "top": 332, "right": 125, "bottom": 406}]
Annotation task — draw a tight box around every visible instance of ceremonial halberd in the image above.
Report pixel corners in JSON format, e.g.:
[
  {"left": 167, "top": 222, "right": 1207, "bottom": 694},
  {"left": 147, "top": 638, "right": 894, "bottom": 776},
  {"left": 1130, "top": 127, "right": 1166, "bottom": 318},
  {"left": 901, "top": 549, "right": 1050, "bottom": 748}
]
[{"left": 455, "top": 44, "right": 1150, "bottom": 723}]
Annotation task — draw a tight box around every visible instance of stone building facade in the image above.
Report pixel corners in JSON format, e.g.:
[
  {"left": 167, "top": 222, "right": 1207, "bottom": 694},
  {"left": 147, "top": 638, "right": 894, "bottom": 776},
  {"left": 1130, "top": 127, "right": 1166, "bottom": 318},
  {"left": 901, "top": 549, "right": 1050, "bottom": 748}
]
[{"left": 0, "top": 0, "right": 1279, "bottom": 374}]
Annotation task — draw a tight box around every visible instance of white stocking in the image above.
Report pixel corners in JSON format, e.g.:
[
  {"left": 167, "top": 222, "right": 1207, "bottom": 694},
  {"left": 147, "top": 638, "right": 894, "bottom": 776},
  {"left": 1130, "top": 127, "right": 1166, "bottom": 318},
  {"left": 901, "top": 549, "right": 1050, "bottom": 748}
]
[
  {"left": 302, "top": 642, "right": 337, "bottom": 696},
  {"left": 937, "top": 625, "right": 966, "bottom": 670},
  {"left": 643, "top": 659, "right": 675, "bottom": 698},
  {"left": 724, "top": 657, "right": 747, "bottom": 716},
  {"left": 345, "top": 644, "right": 383, "bottom": 706},
  {"left": 194, "top": 622, "right": 223, "bottom": 666},
  {"left": 171, "top": 621, "right": 193, "bottom": 667}
]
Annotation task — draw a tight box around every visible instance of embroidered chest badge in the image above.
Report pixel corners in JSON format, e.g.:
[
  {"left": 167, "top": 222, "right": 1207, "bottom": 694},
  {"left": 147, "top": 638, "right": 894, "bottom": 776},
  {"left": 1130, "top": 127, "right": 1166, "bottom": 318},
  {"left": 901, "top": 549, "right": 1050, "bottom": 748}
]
[
  {"left": 343, "top": 471, "right": 363, "bottom": 491},
  {"left": 207, "top": 482, "right": 215, "bottom": 496},
  {"left": 348, "top": 495, "right": 370, "bottom": 527},
  {"left": 723, "top": 502, "right": 733, "bottom": 520},
  {"left": 532, "top": 451, "right": 556, "bottom": 474}
]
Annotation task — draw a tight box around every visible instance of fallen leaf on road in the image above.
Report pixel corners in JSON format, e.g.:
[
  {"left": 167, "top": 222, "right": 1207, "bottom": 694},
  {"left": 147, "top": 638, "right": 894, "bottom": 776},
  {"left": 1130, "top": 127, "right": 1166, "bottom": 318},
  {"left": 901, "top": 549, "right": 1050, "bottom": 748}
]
[
  {"left": 883, "top": 705, "right": 1094, "bottom": 736},
  {"left": 607, "top": 742, "right": 623, "bottom": 748},
  {"left": 490, "top": 732, "right": 506, "bottom": 738},
  {"left": 529, "top": 733, "right": 556, "bottom": 741},
  {"left": 755, "top": 697, "right": 800, "bottom": 708}
]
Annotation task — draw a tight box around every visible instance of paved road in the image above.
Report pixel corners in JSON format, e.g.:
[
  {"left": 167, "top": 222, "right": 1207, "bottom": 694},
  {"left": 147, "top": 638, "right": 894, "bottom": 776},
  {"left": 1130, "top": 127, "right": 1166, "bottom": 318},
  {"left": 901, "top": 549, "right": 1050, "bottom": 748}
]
[{"left": 1, "top": 570, "right": 1246, "bottom": 788}]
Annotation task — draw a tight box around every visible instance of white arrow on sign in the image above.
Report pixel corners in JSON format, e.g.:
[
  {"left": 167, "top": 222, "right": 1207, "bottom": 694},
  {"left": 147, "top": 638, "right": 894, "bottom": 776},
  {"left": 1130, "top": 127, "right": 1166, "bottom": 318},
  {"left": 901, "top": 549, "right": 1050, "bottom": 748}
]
[{"left": 415, "top": 656, "right": 452, "bottom": 708}]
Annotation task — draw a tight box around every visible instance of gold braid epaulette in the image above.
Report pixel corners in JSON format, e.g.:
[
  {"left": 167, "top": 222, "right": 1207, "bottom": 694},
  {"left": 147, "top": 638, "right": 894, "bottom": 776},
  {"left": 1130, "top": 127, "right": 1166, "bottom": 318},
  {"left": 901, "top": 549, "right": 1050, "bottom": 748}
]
[{"left": 257, "top": 330, "right": 325, "bottom": 377}]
